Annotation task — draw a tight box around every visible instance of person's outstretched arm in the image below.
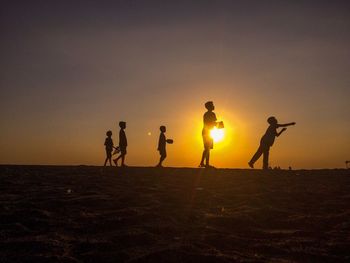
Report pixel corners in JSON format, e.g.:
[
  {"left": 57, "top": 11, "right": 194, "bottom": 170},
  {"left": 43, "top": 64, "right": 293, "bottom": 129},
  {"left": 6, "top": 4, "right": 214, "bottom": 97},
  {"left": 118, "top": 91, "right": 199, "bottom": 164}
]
[
  {"left": 278, "top": 122, "right": 296, "bottom": 128},
  {"left": 276, "top": 128, "right": 287, "bottom": 137}
]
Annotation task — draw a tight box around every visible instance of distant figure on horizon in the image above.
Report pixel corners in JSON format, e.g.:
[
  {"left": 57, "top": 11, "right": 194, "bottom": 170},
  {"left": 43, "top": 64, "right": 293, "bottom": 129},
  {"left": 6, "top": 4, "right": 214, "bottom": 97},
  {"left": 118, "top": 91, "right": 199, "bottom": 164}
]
[
  {"left": 199, "top": 101, "right": 219, "bottom": 168},
  {"left": 104, "top": 130, "right": 114, "bottom": 167},
  {"left": 248, "top": 116, "right": 295, "bottom": 170},
  {"left": 156, "top": 126, "right": 173, "bottom": 167},
  {"left": 113, "top": 121, "right": 128, "bottom": 167}
]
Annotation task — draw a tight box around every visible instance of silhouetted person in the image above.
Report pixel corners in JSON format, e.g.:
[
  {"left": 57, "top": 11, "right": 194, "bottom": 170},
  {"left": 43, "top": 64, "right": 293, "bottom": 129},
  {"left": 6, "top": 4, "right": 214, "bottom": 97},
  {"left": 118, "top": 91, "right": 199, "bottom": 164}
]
[
  {"left": 104, "top": 130, "right": 114, "bottom": 167},
  {"left": 248, "top": 116, "right": 295, "bottom": 170},
  {"left": 199, "top": 101, "right": 218, "bottom": 168},
  {"left": 156, "top": 126, "right": 173, "bottom": 167},
  {"left": 113, "top": 121, "right": 128, "bottom": 167}
]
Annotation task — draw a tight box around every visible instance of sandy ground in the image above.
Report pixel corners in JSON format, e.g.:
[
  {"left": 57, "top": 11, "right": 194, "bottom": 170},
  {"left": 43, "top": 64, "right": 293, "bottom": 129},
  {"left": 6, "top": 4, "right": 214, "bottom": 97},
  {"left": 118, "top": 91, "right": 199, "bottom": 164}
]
[{"left": 0, "top": 166, "right": 349, "bottom": 262}]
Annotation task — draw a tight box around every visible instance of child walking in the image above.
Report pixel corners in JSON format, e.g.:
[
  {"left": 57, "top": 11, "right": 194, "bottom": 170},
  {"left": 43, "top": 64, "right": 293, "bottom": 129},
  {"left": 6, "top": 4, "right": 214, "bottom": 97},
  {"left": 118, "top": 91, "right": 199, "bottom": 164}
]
[
  {"left": 113, "top": 121, "right": 128, "bottom": 167},
  {"left": 248, "top": 116, "right": 295, "bottom": 169},
  {"left": 104, "top": 130, "right": 114, "bottom": 166},
  {"left": 156, "top": 126, "right": 173, "bottom": 167}
]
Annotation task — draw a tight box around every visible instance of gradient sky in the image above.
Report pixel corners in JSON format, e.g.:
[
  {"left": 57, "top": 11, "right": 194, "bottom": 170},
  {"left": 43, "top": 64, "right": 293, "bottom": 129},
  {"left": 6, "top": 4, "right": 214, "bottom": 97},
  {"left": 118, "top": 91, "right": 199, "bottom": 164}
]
[{"left": 1, "top": 1, "right": 349, "bottom": 168}]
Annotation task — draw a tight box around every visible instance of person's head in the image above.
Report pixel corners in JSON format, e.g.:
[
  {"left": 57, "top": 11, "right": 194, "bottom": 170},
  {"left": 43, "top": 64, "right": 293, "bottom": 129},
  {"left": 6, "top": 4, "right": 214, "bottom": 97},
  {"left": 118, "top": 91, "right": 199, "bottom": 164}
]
[
  {"left": 106, "top": 130, "right": 112, "bottom": 137},
  {"left": 119, "top": 121, "right": 126, "bottom": 129},
  {"left": 267, "top": 116, "right": 278, "bottom": 125},
  {"left": 160, "top": 126, "right": 166, "bottom": 133},
  {"left": 205, "top": 101, "right": 214, "bottom": 111}
]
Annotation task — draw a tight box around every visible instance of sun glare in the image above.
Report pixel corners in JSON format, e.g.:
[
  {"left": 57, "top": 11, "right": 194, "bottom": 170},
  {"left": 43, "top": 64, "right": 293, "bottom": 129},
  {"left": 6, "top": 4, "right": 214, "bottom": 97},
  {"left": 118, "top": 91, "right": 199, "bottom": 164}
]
[{"left": 210, "top": 127, "right": 225, "bottom": 143}]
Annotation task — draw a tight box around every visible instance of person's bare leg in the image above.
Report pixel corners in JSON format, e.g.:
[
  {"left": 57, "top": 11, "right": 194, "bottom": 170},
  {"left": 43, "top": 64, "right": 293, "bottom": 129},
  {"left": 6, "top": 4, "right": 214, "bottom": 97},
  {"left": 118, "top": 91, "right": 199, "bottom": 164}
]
[
  {"left": 157, "top": 155, "right": 166, "bottom": 167},
  {"left": 262, "top": 149, "right": 269, "bottom": 170},
  {"left": 113, "top": 155, "right": 121, "bottom": 166},
  {"left": 205, "top": 150, "right": 210, "bottom": 167},
  {"left": 249, "top": 146, "right": 263, "bottom": 168},
  {"left": 200, "top": 149, "right": 207, "bottom": 167},
  {"left": 121, "top": 155, "right": 126, "bottom": 167}
]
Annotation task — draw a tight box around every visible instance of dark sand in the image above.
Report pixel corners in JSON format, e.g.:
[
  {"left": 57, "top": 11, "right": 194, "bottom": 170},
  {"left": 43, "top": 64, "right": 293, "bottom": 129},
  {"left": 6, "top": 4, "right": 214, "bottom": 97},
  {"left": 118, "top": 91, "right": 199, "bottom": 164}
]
[{"left": 1, "top": 166, "right": 349, "bottom": 262}]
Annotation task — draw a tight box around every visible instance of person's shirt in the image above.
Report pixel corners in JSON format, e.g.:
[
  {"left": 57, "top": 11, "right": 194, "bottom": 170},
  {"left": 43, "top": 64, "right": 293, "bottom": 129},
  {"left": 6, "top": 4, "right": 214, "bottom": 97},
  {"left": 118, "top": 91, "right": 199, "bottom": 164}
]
[
  {"left": 203, "top": 111, "right": 217, "bottom": 134},
  {"left": 261, "top": 124, "right": 278, "bottom": 146},
  {"left": 119, "top": 129, "right": 127, "bottom": 147},
  {"left": 104, "top": 137, "right": 114, "bottom": 151},
  {"left": 158, "top": 133, "right": 166, "bottom": 151}
]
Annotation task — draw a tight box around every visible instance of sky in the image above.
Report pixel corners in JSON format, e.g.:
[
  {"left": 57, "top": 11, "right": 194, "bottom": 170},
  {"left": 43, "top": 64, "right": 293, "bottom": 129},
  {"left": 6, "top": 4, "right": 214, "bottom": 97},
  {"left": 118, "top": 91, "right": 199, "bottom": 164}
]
[{"left": 1, "top": 0, "right": 349, "bottom": 169}]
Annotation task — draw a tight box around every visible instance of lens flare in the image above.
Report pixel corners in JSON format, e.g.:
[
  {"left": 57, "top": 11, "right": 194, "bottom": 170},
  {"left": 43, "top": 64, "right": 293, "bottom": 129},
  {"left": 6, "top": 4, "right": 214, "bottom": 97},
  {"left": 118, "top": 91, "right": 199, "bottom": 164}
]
[{"left": 210, "top": 127, "right": 225, "bottom": 142}]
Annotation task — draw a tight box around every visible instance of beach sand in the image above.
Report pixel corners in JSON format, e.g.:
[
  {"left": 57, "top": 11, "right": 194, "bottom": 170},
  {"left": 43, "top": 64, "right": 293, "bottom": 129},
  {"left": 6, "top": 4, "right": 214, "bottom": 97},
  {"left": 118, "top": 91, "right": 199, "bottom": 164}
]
[{"left": 1, "top": 166, "right": 349, "bottom": 262}]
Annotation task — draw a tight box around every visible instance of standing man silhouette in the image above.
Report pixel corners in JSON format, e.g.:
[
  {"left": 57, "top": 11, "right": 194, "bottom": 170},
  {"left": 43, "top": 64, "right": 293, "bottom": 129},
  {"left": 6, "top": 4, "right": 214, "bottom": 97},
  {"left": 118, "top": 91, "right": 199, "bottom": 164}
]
[
  {"left": 113, "top": 121, "right": 128, "bottom": 167},
  {"left": 199, "top": 101, "right": 218, "bottom": 168},
  {"left": 248, "top": 116, "right": 295, "bottom": 169}
]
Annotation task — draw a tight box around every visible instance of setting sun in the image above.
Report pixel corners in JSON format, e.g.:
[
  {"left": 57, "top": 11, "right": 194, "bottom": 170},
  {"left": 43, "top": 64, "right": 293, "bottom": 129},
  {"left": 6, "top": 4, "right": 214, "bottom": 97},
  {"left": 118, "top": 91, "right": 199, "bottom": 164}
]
[{"left": 210, "top": 127, "right": 225, "bottom": 143}]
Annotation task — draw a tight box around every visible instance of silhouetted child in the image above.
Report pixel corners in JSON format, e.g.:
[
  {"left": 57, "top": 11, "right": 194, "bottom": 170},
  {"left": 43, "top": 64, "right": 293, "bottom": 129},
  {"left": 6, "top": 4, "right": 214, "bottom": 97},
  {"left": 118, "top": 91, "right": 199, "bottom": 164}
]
[
  {"left": 199, "top": 101, "right": 218, "bottom": 168},
  {"left": 104, "top": 130, "right": 114, "bottom": 166},
  {"left": 249, "top": 116, "right": 295, "bottom": 170},
  {"left": 113, "top": 121, "right": 128, "bottom": 167},
  {"left": 156, "top": 126, "right": 173, "bottom": 167}
]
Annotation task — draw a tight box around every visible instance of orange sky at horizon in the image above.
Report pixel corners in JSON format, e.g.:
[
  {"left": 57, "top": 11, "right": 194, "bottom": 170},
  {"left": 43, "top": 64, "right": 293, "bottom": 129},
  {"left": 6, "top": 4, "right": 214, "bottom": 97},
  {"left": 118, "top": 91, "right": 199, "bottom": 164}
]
[{"left": 1, "top": 94, "right": 348, "bottom": 169}]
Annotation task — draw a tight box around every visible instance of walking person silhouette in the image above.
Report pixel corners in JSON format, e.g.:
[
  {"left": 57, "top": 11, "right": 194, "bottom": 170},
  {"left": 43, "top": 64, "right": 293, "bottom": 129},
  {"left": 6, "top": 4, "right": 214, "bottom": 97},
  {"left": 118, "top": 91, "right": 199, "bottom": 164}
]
[
  {"left": 199, "top": 101, "right": 219, "bottom": 168},
  {"left": 103, "top": 130, "right": 114, "bottom": 167},
  {"left": 248, "top": 116, "right": 295, "bottom": 169},
  {"left": 156, "top": 126, "right": 173, "bottom": 167},
  {"left": 113, "top": 121, "right": 128, "bottom": 167}
]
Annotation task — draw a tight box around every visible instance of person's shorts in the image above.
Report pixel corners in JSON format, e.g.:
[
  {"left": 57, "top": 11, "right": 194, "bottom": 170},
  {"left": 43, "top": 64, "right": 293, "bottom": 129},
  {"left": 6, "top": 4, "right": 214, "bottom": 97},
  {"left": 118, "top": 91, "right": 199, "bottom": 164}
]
[
  {"left": 159, "top": 149, "right": 167, "bottom": 158},
  {"left": 106, "top": 149, "right": 112, "bottom": 158},
  {"left": 203, "top": 134, "right": 213, "bottom": 149},
  {"left": 259, "top": 143, "right": 271, "bottom": 152},
  {"left": 120, "top": 147, "right": 127, "bottom": 155}
]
